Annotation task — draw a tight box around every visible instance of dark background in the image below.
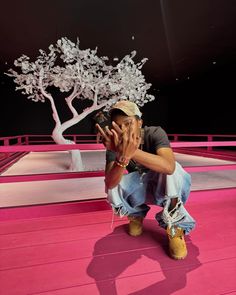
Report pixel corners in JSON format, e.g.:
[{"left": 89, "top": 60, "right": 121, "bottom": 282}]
[{"left": 0, "top": 0, "right": 236, "bottom": 137}]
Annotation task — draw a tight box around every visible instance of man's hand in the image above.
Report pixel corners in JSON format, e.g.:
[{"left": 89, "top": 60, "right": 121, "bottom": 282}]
[
  {"left": 96, "top": 124, "right": 116, "bottom": 151},
  {"left": 96, "top": 118, "right": 141, "bottom": 160},
  {"left": 112, "top": 118, "right": 141, "bottom": 161}
]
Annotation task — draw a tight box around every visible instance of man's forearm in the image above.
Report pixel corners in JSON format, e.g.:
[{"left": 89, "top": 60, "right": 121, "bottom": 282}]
[
  {"left": 133, "top": 149, "right": 175, "bottom": 174},
  {"left": 105, "top": 162, "right": 126, "bottom": 189}
]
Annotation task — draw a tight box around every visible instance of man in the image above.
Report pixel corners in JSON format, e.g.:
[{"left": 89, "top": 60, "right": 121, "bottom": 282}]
[{"left": 96, "top": 100, "right": 195, "bottom": 260}]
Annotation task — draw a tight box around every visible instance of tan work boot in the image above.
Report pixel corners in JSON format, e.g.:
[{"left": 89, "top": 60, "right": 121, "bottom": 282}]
[
  {"left": 128, "top": 216, "right": 144, "bottom": 237},
  {"left": 167, "top": 226, "right": 187, "bottom": 260}
]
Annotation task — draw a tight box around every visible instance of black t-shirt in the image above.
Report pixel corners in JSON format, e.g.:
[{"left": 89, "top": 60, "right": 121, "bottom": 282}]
[{"left": 106, "top": 126, "right": 170, "bottom": 173}]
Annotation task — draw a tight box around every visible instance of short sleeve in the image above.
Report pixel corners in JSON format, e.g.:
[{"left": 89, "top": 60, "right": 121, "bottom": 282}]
[
  {"left": 143, "top": 126, "right": 170, "bottom": 154},
  {"left": 153, "top": 127, "right": 170, "bottom": 150}
]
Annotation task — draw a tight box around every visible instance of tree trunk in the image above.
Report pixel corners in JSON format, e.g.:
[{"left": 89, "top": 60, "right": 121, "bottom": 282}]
[
  {"left": 41, "top": 85, "right": 109, "bottom": 172},
  {"left": 39, "top": 73, "right": 85, "bottom": 171},
  {"left": 52, "top": 127, "right": 84, "bottom": 171}
]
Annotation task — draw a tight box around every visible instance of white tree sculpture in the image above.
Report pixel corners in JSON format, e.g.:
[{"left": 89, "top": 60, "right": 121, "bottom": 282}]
[{"left": 6, "top": 37, "right": 155, "bottom": 171}]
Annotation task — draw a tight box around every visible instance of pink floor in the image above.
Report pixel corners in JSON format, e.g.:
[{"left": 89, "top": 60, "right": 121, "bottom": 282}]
[{"left": 0, "top": 188, "right": 236, "bottom": 295}]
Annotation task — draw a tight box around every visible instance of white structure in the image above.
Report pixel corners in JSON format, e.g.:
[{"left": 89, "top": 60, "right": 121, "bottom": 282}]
[{"left": 6, "top": 37, "right": 155, "bottom": 171}]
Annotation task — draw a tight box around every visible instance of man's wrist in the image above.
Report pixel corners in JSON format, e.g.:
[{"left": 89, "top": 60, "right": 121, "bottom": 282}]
[
  {"left": 115, "top": 160, "right": 129, "bottom": 168},
  {"left": 116, "top": 154, "right": 130, "bottom": 166}
]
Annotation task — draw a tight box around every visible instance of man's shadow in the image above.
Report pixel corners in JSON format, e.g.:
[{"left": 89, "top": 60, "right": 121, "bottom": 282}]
[{"left": 87, "top": 220, "right": 201, "bottom": 295}]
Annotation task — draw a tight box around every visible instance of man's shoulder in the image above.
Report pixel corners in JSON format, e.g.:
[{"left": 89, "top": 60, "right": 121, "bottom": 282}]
[
  {"left": 143, "top": 126, "right": 170, "bottom": 149},
  {"left": 144, "top": 126, "right": 166, "bottom": 136}
]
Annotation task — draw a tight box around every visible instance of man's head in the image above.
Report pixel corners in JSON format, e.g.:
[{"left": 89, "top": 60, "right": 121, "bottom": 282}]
[
  {"left": 110, "top": 100, "right": 143, "bottom": 136},
  {"left": 110, "top": 100, "right": 142, "bottom": 119}
]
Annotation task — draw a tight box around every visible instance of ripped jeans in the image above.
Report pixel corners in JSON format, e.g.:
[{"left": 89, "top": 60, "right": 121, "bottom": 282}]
[{"left": 107, "top": 162, "right": 196, "bottom": 234}]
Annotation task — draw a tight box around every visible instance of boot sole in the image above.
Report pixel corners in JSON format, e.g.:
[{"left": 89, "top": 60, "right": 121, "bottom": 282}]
[
  {"left": 128, "top": 231, "right": 143, "bottom": 237},
  {"left": 170, "top": 252, "right": 187, "bottom": 260}
]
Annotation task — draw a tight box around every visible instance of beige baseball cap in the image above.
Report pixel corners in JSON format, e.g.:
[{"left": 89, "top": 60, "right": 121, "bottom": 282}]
[{"left": 110, "top": 100, "right": 142, "bottom": 118}]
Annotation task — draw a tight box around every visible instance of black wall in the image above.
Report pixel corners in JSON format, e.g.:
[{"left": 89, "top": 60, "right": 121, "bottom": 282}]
[{"left": 0, "top": 0, "right": 235, "bottom": 137}]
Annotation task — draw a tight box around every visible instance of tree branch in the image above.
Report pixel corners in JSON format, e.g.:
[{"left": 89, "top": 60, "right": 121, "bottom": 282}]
[
  {"left": 38, "top": 69, "right": 61, "bottom": 125},
  {"left": 65, "top": 86, "right": 81, "bottom": 117},
  {"left": 93, "top": 88, "right": 98, "bottom": 106},
  {"left": 60, "top": 100, "right": 108, "bottom": 133}
]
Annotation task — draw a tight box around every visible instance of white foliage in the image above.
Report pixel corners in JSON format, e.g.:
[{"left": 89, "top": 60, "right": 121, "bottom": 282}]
[{"left": 6, "top": 37, "right": 155, "bottom": 111}]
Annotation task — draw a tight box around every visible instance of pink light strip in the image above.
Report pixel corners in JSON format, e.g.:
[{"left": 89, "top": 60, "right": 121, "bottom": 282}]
[
  {"left": 0, "top": 171, "right": 105, "bottom": 184},
  {"left": 1, "top": 134, "right": 235, "bottom": 140},
  {"left": 185, "top": 164, "right": 236, "bottom": 173},
  {"left": 0, "top": 144, "right": 105, "bottom": 152},
  {"left": 172, "top": 141, "right": 236, "bottom": 147},
  {"left": 168, "top": 134, "right": 236, "bottom": 137},
  {"left": 0, "top": 141, "right": 236, "bottom": 152}
]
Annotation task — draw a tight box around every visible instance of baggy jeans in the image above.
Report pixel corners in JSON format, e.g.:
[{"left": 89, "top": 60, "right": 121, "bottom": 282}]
[{"left": 107, "top": 162, "right": 196, "bottom": 234}]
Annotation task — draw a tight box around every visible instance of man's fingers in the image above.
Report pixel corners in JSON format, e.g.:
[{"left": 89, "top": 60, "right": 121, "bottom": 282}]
[
  {"left": 105, "top": 126, "right": 113, "bottom": 136},
  {"left": 112, "top": 121, "right": 124, "bottom": 135},
  {"left": 96, "top": 124, "right": 105, "bottom": 136},
  {"left": 128, "top": 120, "right": 133, "bottom": 138},
  {"left": 111, "top": 129, "right": 119, "bottom": 146},
  {"left": 96, "top": 124, "right": 109, "bottom": 140},
  {"left": 136, "top": 136, "right": 142, "bottom": 147}
]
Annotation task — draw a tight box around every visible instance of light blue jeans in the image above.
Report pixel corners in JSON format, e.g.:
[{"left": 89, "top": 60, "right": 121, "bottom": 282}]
[{"left": 107, "top": 162, "right": 195, "bottom": 234}]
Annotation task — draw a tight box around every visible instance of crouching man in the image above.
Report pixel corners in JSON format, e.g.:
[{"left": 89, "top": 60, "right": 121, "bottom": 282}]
[{"left": 96, "top": 100, "right": 195, "bottom": 260}]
